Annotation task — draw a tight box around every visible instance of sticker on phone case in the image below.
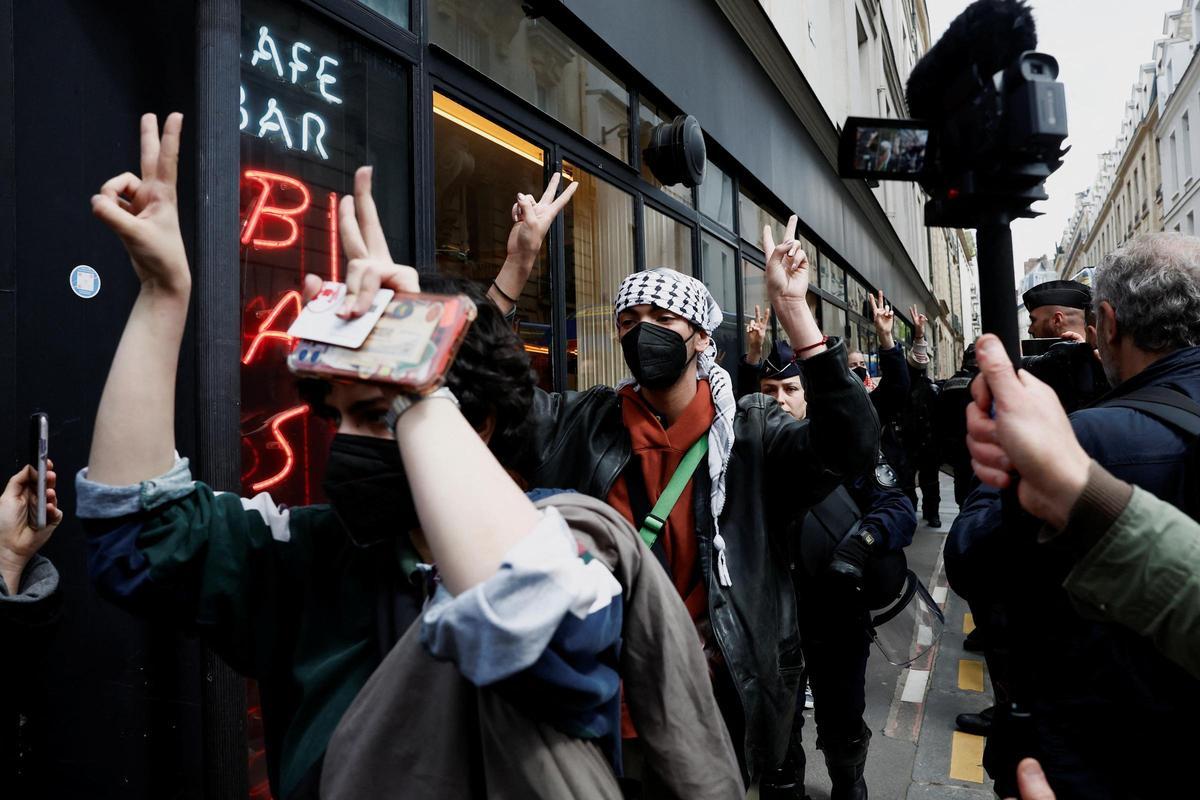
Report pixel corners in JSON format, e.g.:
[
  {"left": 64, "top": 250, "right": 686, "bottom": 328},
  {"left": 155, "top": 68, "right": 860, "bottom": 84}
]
[{"left": 287, "top": 282, "right": 395, "bottom": 349}]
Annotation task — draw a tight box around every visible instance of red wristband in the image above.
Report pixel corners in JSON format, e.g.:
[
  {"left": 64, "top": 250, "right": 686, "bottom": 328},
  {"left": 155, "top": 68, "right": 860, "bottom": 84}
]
[{"left": 793, "top": 336, "right": 828, "bottom": 355}]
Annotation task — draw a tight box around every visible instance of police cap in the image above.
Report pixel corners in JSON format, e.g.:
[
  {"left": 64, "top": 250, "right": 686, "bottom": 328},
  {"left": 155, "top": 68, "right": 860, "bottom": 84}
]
[{"left": 1022, "top": 279, "right": 1092, "bottom": 312}]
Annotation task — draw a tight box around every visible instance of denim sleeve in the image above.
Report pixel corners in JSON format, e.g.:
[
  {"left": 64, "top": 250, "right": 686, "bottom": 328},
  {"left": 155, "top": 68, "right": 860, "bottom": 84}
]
[
  {"left": 421, "top": 506, "right": 623, "bottom": 686},
  {"left": 75, "top": 455, "right": 196, "bottom": 519}
]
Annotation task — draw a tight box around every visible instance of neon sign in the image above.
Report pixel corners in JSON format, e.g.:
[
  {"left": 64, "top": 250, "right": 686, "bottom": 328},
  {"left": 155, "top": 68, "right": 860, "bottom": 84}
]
[
  {"left": 241, "top": 170, "right": 312, "bottom": 249},
  {"left": 249, "top": 404, "right": 311, "bottom": 493},
  {"left": 241, "top": 23, "right": 341, "bottom": 160}
]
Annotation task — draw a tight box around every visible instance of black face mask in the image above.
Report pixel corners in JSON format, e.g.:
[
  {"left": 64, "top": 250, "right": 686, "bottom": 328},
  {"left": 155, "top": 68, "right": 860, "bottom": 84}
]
[
  {"left": 621, "top": 321, "right": 697, "bottom": 389},
  {"left": 852, "top": 366, "right": 869, "bottom": 382},
  {"left": 323, "top": 433, "right": 416, "bottom": 548}
]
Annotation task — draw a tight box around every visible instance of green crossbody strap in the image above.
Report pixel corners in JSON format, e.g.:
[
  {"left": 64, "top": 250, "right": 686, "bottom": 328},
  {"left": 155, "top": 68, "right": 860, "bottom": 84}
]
[{"left": 638, "top": 434, "right": 709, "bottom": 550}]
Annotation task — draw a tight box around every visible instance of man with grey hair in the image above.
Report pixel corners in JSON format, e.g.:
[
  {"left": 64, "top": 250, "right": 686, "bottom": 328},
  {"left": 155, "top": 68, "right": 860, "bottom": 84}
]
[{"left": 989, "top": 233, "right": 1200, "bottom": 799}]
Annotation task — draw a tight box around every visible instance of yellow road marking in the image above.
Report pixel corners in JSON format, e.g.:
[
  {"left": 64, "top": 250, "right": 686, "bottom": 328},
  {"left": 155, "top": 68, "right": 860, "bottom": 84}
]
[
  {"left": 950, "top": 731, "right": 986, "bottom": 782},
  {"left": 963, "top": 612, "right": 975, "bottom": 635},
  {"left": 958, "top": 659, "right": 985, "bottom": 692}
]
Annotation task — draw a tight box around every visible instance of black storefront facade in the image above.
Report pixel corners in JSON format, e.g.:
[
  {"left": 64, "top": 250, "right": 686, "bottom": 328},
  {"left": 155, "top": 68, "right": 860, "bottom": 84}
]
[{"left": 1, "top": 0, "right": 938, "bottom": 796}]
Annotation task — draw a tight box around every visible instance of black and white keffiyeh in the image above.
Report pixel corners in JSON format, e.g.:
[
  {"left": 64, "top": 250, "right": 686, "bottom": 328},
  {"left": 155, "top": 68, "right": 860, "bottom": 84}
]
[{"left": 614, "top": 267, "right": 737, "bottom": 587}]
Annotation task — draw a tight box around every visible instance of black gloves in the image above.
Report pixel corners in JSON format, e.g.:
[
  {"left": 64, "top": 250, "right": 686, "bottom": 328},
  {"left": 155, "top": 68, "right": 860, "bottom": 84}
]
[{"left": 826, "top": 527, "right": 878, "bottom": 596}]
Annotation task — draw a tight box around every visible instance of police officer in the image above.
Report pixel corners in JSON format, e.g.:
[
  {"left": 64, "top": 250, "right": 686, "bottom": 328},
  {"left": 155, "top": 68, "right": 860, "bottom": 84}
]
[
  {"left": 745, "top": 341, "right": 917, "bottom": 800},
  {"left": 1020, "top": 278, "right": 1109, "bottom": 413}
]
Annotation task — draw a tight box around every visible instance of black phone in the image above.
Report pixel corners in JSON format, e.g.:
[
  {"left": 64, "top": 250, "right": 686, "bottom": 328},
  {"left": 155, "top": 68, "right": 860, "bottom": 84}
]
[
  {"left": 1020, "top": 338, "right": 1061, "bottom": 357},
  {"left": 28, "top": 412, "right": 48, "bottom": 529}
]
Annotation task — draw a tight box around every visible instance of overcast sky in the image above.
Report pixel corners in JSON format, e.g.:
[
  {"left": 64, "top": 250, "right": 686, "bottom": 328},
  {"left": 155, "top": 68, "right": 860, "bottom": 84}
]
[{"left": 924, "top": 0, "right": 1184, "bottom": 280}]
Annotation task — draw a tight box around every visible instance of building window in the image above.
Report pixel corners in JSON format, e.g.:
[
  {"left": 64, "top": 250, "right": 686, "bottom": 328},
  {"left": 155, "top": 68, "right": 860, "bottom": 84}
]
[
  {"left": 701, "top": 233, "right": 740, "bottom": 377},
  {"left": 1189, "top": 211, "right": 1195, "bottom": 235},
  {"left": 820, "top": 257, "right": 846, "bottom": 302},
  {"left": 644, "top": 204, "right": 694, "bottom": 271},
  {"left": 822, "top": 300, "right": 847, "bottom": 340},
  {"left": 738, "top": 189, "right": 785, "bottom": 252},
  {"left": 356, "top": 0, "right": 409, "bottom": 28},
  {"left": 1184, "top": 112, "right": 1193, "bottom": 179},
  {"left": 562, "top": 161, "right": 636, "bottom": 390},
  {"left": 742, "top": 258, "right": 771, "bottom": 352},
  {"left": 1171, "top": 132, "right": 1180, "bottom": 194},
  {"left": 698, "top": 158, "right": 735, "bottom": 230},
  {"left": 431, "top": 92, "right": 555, "bottom": 388},
  {"left": 430, "top": 0, "right": 631, "bottom": 164},
  {"left": 239, "top": 0, "right": 412, "bottom": 508}
]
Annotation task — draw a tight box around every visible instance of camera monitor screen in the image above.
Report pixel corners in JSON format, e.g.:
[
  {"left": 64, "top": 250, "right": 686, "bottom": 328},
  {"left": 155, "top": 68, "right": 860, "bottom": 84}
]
[{"left": 838, "top": 117, "right": 931, "bottom": 181}]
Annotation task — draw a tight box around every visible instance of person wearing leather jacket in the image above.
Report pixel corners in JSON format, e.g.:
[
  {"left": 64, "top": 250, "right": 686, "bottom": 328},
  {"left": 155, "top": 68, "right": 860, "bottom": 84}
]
[{"left": 497, "top": 215, "right": 880, "bottom": 786}]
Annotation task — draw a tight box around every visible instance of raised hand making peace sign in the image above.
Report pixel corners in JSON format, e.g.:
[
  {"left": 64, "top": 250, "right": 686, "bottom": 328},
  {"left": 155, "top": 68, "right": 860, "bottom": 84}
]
[
  {"left": 490, "top": 172, "right": 578, "bottom": 313},
  {"left": 91, "top": 113, "right": 190, "bottom": 297},
  {"left": 908, "top": 304, "right": 928, "bottom": 342},
  {"left": 761, "top": 214, "right": 826, "bottom": 358},
  {"left": 746, "top": 304, "right": 772, "bottom": 364},
  {"left": 301, "top": 166, "right": 420, "bottom": 316},
  {"left": 868, "top": 290, "right": 895, "bottom": 349},
  {"left": 762, "top": 214, "right": 811, "bottom": 304}
]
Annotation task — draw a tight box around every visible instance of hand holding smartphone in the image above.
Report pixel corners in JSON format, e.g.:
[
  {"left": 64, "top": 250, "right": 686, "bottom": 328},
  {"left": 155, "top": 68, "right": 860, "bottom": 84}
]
[
  {"left": 287, "top": 284, "right": 476, "bottom": 393},
  {"left": 28, "top": 412, "right": 48, "bottom": 529}
]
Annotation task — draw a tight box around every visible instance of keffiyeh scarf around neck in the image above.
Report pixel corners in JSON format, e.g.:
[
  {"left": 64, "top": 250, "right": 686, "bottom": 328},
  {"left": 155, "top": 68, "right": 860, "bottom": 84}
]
[{"left": 613, "top": 267, "right": 736, "bottom": 587}]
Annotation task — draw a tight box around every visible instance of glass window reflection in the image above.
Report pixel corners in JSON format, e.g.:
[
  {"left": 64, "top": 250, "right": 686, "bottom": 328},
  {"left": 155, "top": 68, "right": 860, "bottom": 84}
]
[
  {"left": 701, "top": 234, "right": 739, "bottom": 375},
  {"left": 645, "top": 205, "right": 693, "bottom": 272}
]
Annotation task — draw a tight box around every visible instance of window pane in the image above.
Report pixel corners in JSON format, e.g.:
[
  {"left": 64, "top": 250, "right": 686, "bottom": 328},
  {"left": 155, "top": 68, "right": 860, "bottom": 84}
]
[
  {"left": 639, "top": 101, "right": 695, "bottom": 206},
  {"left": 742, "top": 259, "right": 771, "bottom": 354},
  {"left": 356, "top": 0, "right": 408, "bottom": 28},
  {"left": 239, "top": 0, "right": 411, "bottom": 509},
  {"left": 738, "top": 190, "right": 785, "bottom": 250},
  {"left": 698, "top": 159, "right": 734, "bottom": 229},
  {"left": 820, "top": 257, "right": 846, "bottom": 301},
  {"left": 645, "top": 205, "right": 693, "bottom": 272},
  {"left": 563, "top": 162, "right": 636, "bottom": 391},
  {"left": 822, "top": 301, "right": 847, "bottom": 340},
  {"left": 431, "top": 92, "right": 555, "bottom": 389},
  {"left": 430, "top": 0, "right": 630, "bottom": 163},
  {"left": 847, "top": 276, "right": 869, "bottom": 319},
  {"left": 701, "top": 234, "right": 739, "bottom": 376}
]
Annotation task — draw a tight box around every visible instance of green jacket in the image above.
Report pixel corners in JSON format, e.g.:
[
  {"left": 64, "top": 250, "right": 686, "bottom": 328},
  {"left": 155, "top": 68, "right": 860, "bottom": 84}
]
[{"left": 1051, "top": 465, "right": 1200, "bottom": 678}]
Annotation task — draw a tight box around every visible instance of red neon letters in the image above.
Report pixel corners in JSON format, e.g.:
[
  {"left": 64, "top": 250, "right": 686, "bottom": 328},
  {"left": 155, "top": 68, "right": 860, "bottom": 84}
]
[
  {"left": 241, "top": 170, "right": 312, "bottom": 249},
  {"left": 241, "top": 290, "right": 302, "bottom": 365},
  {"left": 249, "top": 404, "right": 311, "bottom": 493}
]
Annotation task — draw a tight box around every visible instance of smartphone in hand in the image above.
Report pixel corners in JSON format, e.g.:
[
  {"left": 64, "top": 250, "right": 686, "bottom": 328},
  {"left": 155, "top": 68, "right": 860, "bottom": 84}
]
[{"left": 28, "top": 412, "right": 48, "bottom": 529}]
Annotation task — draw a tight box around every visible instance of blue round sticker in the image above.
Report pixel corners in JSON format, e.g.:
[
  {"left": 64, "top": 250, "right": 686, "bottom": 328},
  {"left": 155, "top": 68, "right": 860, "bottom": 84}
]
[{"left": 70, "top": 265, "right": 101, "bottom": 299}]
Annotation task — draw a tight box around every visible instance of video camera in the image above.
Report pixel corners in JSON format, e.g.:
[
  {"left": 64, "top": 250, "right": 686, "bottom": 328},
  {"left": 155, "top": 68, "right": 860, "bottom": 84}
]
[{"left": 837, "top": 0, "right": 1067, "bottom": 229}]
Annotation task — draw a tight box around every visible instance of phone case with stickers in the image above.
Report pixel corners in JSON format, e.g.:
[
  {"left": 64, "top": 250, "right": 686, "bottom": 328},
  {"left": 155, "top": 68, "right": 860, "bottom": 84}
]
[{"left": 287, "top": 292, "right": 477, "bottom": 394}]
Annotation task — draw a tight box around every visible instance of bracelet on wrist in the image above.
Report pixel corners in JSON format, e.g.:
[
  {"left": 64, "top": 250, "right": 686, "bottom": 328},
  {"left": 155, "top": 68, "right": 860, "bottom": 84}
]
[
  {"left": 490, "top": 279, "right": 519, "bottom": 305},
  {"left": 793, "top": 336, "right": 828, "bottom": 356}
]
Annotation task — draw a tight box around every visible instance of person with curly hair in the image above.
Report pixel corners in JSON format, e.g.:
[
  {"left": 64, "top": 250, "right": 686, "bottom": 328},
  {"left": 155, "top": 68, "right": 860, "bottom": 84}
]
[{"left": 73, "top": 114, "right": 746, "bottom": 800}]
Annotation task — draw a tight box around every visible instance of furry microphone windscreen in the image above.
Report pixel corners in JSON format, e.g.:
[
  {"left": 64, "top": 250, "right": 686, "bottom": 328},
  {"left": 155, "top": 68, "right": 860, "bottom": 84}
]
[{"left": 906, "top": 0, "right": 1037, "bottom": 121}]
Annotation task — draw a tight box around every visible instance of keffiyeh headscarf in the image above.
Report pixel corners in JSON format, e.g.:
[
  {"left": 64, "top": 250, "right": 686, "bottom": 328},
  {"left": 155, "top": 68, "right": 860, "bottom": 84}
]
[{"left": 614, "top": 267, "right": 737, "bottom": 587}]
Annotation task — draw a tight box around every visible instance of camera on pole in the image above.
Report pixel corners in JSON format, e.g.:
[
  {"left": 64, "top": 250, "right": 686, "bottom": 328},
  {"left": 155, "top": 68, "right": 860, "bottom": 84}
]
[{"left": 836, "top": 0, "right": 1068, "bottom": 361}]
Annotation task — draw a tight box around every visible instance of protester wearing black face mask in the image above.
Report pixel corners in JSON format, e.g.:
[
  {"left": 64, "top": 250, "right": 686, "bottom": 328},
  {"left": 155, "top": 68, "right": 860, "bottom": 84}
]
[
  {"left": 78, "top": 146, "right": 563, "bottom": 800},
  {"left": 504, "top": 214, "right": 880, "bottom": 789}
]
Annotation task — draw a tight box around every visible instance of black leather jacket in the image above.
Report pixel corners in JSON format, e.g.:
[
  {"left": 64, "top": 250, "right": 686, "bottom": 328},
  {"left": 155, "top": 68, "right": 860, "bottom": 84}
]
[{"left": 518, "top": 341, "right": 879, "bottom": 777}]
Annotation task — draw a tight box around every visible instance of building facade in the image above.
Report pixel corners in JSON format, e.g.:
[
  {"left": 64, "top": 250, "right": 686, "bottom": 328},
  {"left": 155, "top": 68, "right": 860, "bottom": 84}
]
[
  {"left": 1158, "top": 1, "right": 1200, "bottom": 235},
  {"left": 1, "top": 0, "right": 975, "bottom": 795}
]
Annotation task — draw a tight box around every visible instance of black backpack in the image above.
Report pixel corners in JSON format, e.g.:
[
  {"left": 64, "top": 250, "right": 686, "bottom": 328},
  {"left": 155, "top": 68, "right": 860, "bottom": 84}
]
[{"left": 1102, "top": 386, "right": 1200, "bottom": 520}]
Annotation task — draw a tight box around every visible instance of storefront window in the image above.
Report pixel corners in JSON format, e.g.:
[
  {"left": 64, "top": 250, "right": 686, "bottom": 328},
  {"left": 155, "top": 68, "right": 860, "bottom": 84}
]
[
  {"left": 701, "top": 234, "right": 739, "bottom": 375},
  {"left": 430, "top": 0, "right": 630, "bottom": 163},
  {"left": 563, "top": 162, "right": 636, "bottom": 390},
  {"left": 240, "top": 1, "right": 412, "bottom": 793},
  {"left": 239, "top": 0, "right": 411, "bottom": 507},
  {"left": 742, "top": 259, "right": 771, "bottom": 352},
  {"left": 638, "top": 100, "right": 695, "bottom": 207},
  {"left": 822, "top": 300, "right": 847, "bottom": 341},
  {"left": 644, "top": 205, "right": 693, "bottom": 272},
  {"left": 356, "top": 0, "right": 409, "bottom": 28},
  {"left": 698, "top": 159, "right": 734, "bottom": 229},
  {"left": 846, "top": 274, "right": 869, "bottom": 319},
  {"left": 431, "top": 92, "right": 554, "bottom": 388},
  {"left": 819, "top": 257, "right": 846, "bottom": 301},
  {"left": 738, "top": 190, "right": 785, "bottom": 251}
]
